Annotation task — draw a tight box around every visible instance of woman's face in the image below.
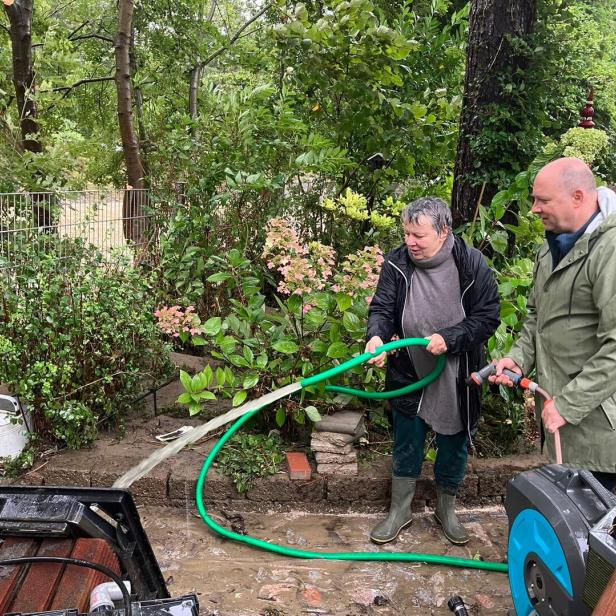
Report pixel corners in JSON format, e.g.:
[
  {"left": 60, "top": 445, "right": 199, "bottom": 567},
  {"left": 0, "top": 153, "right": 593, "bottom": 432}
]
[{"left": 403, "top": 215, "right": 448, "bottom": 260}]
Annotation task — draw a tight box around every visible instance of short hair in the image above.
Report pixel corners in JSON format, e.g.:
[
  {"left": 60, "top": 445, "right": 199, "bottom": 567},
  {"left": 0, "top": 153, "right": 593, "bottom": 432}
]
[
  {"left": 401, "top": 197, "right": 452, "bottom": 233},
  {"left": 560, "top": 164, "right": 597, "bottom": 195}
]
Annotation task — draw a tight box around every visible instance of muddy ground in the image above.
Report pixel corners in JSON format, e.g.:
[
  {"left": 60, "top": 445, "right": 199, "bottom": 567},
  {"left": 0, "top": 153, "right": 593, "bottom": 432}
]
[{"left": 140, "top": 504, "right": 512, "bottom": 616}]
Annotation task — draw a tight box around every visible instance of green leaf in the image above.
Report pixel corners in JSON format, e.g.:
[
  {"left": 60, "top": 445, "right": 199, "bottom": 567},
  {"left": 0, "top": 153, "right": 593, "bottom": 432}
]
[
  {"left": 197, "top": 391, "right": 216, "bottom": 400},
  {"left": 179, "top": 370, "right": 192, "bottom": 392},
  {"left": 275, "top": 407, "right": 286, "bottom": 427},
  {"left": 256, "top": 353, "right": 268, "bottom": 369},
  {"left": 342, "top": 311, "right": 361, "bottom": 331},
  {"left": 305, "top": 405, "right": 321, "bottom": 422},
  {"left": 287, "top": 295, "right": 302, "bottom": 314},
  {"left": 232, "top": 390, "right": 248, "bottom": 406},
  {"left": 336, "top": 293, "right": 353, "bottom": 312},
  {"left": 243, "top": 345, "right": 254, "bottom": 364},
  {"left": 207, "top": 272, "right": 232, "bottom": 283},
  {"left": 327, "top": 341, "right": 348, "bottom": 359},
  {"left": 203, "top": 316, "right": 222, "bottom": 336},
  {"left": 203, "top": 365, "right": 214, "bottom": 387},
  {"left": 189, "top": 404, "right": 202, "bottom": 417},
  {"left": 243, "top": 374, "right": 259, "bottom": 389},
  {"left": 272, "top": 339, "right": 299, "bottom": 354},
  {"left": 216, "top": 367, "right": 226, "bottom": 387},
  {"left": 220, "top": 335, "right": 237, "bottom": 354},
  {"left": 177, "top": 392, "right": 192, "bottom": 404},
  {"left": 192, "top": 335, "right": 206, "bottom": 346},
  {"left": 489, "top": 230, "right": 508, "bottom": 255}
]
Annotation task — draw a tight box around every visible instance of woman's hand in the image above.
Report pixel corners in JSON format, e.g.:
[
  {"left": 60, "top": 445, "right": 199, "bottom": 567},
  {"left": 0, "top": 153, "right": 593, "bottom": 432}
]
[
  {"left": 365, "top": 336, "right": 387, "bottom": 368},
  {"left": 425, "top": 333, "right": 447, "bottom": 355}
]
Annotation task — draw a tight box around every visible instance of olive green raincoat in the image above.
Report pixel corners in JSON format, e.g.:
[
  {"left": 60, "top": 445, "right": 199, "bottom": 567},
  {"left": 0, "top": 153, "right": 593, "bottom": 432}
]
[{"left": 509, "top": 187, "right": 616, "bottom": 472}]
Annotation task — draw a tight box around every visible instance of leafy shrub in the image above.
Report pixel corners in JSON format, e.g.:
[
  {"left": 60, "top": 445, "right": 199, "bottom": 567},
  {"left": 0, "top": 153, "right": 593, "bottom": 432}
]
[
  {"left": 0, "top": 238, "right": 172, "bottom": 448},
  {"left": 169, "top": 220, "right": 384, "bottom": 429},
  {"left": 216, "top": 432, "right": 285, "bottom": 493}
]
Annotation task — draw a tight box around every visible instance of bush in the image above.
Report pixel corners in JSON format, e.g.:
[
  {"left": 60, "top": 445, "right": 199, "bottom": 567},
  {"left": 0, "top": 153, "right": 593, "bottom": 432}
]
[
  {"left": 216, "top": 432, "right": 285, "bottom": 493},
  {"left": 0, "top": 238, "right": 173, "bottom": 448}
]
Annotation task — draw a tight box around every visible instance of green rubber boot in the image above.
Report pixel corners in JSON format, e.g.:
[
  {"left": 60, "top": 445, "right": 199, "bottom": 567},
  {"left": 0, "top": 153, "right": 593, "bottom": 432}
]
[
  {"left": 434, "top": 488, "right": 469, "bottom": 545},
  {"left": 370, "top": 477, "right": 416, "bottom": 544}
]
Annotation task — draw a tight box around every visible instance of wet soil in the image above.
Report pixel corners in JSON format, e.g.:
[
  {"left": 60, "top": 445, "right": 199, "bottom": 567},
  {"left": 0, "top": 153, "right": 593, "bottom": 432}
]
[{"left": 140, "top": 504, "right": 512, "bottom": 616}]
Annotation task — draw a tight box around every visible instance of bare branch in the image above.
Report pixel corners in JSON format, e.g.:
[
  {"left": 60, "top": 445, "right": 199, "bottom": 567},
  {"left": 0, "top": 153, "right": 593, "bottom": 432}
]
[
  {"left": 70, "top": 33, "right": 114, "bottom": 44},
  {"left": 67, "top": 20, "right": 90, "bottom": 39},
  {"left": 52, "top": 75, "right": 115, "bottom": 99},
  {"left": 202, "top": 2, "right": 273, "bottom": 68}
]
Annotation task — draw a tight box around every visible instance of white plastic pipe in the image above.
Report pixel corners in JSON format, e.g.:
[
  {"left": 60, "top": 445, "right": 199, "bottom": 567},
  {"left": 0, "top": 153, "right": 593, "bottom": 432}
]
[{"left": 89, "top": 581, "right": 131, "bottom": 612}]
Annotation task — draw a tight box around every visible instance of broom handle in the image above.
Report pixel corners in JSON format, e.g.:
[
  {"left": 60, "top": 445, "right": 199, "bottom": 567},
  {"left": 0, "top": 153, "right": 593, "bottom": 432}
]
[{"left": 554, "top": 428, "right": 562, "bottom": 465}]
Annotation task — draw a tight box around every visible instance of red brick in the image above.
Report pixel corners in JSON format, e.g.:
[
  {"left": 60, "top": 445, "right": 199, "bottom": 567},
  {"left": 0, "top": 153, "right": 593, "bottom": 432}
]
[{"left": 286, "top": 452, "right": 312, "bottom": 481}]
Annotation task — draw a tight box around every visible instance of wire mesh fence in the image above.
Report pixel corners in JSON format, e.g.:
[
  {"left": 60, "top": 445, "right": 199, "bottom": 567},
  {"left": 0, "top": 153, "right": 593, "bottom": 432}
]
[{"left": 0, "top": 189, "right": 159, "bottom": 272}]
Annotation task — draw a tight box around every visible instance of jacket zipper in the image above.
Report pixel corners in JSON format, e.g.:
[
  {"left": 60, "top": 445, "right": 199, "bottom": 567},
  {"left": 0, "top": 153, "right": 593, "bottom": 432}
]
[{"left": 460, "top": 279, "right": 475, "bottom": 448}]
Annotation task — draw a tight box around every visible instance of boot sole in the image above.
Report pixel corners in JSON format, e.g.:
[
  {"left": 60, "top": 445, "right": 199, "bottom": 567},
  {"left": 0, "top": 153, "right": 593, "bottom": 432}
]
[
  {"left": 433, "top": 512, "right": 469, "bottom": 546},
  {"left": 370, "top": 518, "right": 413, "bottom": 545}
]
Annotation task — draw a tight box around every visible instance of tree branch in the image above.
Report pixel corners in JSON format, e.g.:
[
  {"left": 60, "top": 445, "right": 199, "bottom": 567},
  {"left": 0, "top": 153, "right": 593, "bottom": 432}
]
[
  {"left": 202, "top": 2, "right": 273, "bottom": 68},
  {"left": 70, "top": 33, "right": 114, "bottom": 44},
  {"left": 52, "top": 75, "right": 115, "bottom": 99}
]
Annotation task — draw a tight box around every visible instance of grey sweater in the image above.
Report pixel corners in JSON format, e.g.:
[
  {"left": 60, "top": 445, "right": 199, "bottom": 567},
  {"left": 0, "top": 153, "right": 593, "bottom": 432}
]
[{"left": 402, "top": 233, "right": 464, "bottom": 434}]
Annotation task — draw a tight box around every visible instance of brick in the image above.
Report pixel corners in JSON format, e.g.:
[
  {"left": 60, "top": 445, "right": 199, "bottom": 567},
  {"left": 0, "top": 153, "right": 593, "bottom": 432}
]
[{"left": 286, "top": 452, "right": 312, "bottom": 480}]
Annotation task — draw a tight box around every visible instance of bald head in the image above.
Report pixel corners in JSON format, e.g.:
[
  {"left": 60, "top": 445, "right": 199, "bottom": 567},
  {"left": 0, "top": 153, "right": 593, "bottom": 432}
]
[
  {"left": 537, "top": 157, "right": 596, "bottom": 194},
  {"left": 531, "top": 157, "right": 599, "bottom": 233}
]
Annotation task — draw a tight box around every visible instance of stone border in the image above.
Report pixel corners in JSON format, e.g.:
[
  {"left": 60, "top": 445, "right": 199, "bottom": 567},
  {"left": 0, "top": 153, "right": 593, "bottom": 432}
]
[{"left": 14, "top": 448, "right": 546, "bottom": 513}]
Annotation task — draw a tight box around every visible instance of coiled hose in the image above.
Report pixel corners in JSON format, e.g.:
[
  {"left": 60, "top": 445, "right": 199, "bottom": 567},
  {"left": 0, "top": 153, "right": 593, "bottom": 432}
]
[{"left": 195, "top": 337, "right": 508, "bottom": 573}]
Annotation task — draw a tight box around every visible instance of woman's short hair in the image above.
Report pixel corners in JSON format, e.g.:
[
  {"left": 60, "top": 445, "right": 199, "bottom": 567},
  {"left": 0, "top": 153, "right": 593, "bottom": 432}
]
[{"left": 401, "top": 197, "right": 452, "bottom": 233}]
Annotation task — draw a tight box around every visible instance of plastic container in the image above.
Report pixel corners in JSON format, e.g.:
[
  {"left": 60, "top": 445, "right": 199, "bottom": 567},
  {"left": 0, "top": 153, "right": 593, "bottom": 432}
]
[{"left": 0, "top": 394, "right": 29, "bottom": 458}]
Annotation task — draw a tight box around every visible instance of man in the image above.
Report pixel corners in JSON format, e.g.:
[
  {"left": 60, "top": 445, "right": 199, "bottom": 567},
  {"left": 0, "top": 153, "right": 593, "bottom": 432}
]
[{"left": 492, "top": 157, "right": 616, "bottom": 490}]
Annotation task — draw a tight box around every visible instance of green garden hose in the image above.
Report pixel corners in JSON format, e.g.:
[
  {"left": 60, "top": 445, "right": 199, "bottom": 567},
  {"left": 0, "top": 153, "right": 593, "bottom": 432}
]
[{"left": 195, "top": 337, "right": 508, "bottom": 574}]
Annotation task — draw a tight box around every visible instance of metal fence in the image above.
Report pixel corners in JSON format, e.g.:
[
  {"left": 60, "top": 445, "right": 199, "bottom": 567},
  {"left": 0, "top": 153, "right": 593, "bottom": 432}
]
[{"left": 0, "top": 189, "right": 159, "bottom": 271}]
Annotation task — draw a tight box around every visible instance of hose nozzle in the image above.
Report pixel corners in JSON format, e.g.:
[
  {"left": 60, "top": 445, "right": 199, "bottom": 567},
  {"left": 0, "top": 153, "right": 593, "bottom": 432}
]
[{"left": 466, "top": 363, "right": 522, "bottom": 387}]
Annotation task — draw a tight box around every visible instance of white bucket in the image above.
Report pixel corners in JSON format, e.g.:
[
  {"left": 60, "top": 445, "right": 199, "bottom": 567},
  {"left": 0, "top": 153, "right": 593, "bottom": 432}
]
[{"left": 0, "top": 395, "right": 29, "bottom": 458}]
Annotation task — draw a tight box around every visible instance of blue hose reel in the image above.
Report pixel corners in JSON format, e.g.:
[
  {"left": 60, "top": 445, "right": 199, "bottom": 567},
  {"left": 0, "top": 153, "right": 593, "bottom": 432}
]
[{"left": 506, "top": 465, "right": 616, "bottom": 615}]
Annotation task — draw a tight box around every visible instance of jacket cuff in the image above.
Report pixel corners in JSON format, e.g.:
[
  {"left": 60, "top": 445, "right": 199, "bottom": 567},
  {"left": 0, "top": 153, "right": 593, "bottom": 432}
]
[{"left": 507, "top": 348, "right": 531, "bottom": 376}]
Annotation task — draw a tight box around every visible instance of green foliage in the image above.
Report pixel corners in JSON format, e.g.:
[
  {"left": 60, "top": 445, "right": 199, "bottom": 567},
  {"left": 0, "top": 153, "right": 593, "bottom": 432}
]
[
  {"left": 170, "top": 220, "right": 382, "bottom": 430},
  {"left": 216, "top": 432, "right": 285, "bottom": 493},
  {"left": 0, "top": 238, "right": 172, "bottom": 448},
  {"left": 0, "top": 447, "right": 35, "bottom": 478},
  {"left": 560, "top": 127, "right": 610, "bottom": 164}
]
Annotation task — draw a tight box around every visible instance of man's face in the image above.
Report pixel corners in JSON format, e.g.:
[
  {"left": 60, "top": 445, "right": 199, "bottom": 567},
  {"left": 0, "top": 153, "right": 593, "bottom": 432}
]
[
  {"left": 531, "top": 170, "right": 574, "bottom": 233},
  {"left": 404, "top": 215, "right": 448, "bottom": 260}
]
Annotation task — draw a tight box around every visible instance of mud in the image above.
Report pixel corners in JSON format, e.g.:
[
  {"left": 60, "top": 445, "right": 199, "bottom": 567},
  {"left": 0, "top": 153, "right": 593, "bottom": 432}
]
[{"left": 140, "top": 505, "right": 512, "bottom": 615}]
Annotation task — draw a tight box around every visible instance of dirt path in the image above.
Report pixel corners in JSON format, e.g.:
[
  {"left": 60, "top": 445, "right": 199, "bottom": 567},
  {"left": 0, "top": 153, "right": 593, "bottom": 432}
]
[{"left": 140, "top": 505, "right": 512, "bottom": 615}]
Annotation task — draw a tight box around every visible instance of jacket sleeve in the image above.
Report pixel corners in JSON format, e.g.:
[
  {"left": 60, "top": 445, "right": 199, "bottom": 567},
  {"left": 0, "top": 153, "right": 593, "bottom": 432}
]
[
  {"left": 557, "top": 238, "right": 616, "bottom": 425},
  {"left": 436, "top": 251, "right": 500, "bottom": 354},
  {"left": 366, "top": 260, "right": 398, "bottom": 342}
]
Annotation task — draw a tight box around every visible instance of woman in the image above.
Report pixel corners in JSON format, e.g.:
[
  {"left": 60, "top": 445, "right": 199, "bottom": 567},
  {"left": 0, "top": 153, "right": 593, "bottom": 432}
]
[{"left": 366, "top": 197, "right": 499, "bottom": 545}]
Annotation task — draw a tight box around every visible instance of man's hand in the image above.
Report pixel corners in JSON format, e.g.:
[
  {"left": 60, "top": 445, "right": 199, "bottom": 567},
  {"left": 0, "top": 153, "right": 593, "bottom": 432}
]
[
  {"left": 366, "top": 336, "right": 386, "bottom": 368},
  {"left": 542, "top": 398, "right": 567, "bottom": 434},
  {"left": 488, "top": 357, "right": 522, "bottom": 387},
  {"left": 425, "top": 333, "right": 447, "bottom": 355}
]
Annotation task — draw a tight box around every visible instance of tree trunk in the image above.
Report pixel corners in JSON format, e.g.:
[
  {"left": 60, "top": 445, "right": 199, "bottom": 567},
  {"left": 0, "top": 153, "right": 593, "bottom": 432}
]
[
  {"left": 4, "top": 0, "right": 54, "bottom": 228},
  {"left": 451, "top": 0, "right": 536, "bottom": 228},
  {"left": 188, "top": 0, "right": 217, "bottom": 136},
  {"left": 115, "top": 0, "right": 147, "bottom": 244}
]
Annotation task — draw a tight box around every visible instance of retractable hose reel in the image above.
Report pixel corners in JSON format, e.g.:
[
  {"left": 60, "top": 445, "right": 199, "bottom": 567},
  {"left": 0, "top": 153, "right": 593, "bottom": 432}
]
[{"left": 469, "top": 363, "right": 616, "bottom": 616}]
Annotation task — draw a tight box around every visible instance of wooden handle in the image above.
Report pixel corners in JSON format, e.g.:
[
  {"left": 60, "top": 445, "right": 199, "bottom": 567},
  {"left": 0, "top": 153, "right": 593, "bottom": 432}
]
[{"left": 554, "top": 429, "right": 562, "bottom": 465}]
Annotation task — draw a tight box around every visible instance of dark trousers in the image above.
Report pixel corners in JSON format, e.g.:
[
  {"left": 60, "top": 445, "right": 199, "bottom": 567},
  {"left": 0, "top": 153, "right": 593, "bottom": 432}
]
[{"left": 392, "top": 412, "right": 468, "bottom": 495}]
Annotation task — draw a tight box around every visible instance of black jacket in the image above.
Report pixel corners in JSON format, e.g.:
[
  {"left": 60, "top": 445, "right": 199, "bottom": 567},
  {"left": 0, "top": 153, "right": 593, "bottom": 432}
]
[{"left": 367, "top": 236, "right": 500, "bottom": 436}]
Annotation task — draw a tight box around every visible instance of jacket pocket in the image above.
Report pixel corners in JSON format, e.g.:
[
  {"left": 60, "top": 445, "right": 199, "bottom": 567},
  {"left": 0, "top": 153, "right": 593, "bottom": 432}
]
[{"left": 600, "top": 395, "right": 616, "bottom": 430}]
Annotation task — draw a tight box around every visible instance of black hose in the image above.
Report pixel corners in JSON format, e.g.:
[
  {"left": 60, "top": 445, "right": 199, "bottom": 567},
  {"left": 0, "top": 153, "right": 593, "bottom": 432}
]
[{"left": 0, "top": 556, "right": 131, "bottom": 616}]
